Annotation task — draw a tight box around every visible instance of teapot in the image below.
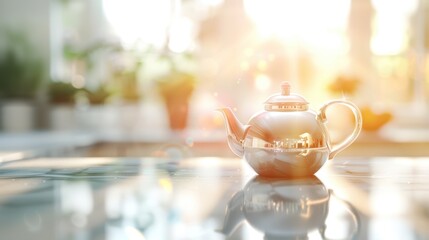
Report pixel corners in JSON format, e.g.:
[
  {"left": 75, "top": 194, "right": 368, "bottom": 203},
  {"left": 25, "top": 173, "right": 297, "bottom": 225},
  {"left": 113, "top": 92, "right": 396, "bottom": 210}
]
[
  {"left": 219, "top": 176, "right": 360, "bottom": 240},
  {"left": 218, "top": 82, "right": 362, "bottom": 177}
]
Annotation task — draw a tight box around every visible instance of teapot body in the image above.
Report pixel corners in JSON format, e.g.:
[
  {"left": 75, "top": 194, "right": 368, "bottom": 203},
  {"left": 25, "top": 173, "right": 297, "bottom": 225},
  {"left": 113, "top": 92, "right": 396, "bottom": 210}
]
[
  {"left": 243, "top": 109, "right": 330, "bottom": 177},
  {"left": 218, "top": 82, "right": 362, "bottom": 178}
]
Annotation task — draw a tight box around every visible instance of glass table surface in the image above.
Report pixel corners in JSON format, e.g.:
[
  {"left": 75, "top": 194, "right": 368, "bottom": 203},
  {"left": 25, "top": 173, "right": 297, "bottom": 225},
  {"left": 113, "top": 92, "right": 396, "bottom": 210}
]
[{"left": 0, "top": 156, "right": 428, "bottom": 240}]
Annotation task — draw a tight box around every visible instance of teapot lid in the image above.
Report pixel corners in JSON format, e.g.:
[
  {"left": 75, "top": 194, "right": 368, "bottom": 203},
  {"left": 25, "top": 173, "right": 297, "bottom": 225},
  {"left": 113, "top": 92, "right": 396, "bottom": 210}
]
[{"left": 264, "top": 82, "right": 308, "bottom": 111}]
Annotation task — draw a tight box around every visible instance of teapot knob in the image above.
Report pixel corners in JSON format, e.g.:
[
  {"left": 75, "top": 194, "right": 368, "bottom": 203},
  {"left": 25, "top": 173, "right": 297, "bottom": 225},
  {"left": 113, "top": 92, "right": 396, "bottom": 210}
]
[{"left": 281, "top": 81, "right": 291, "bottom": 95}]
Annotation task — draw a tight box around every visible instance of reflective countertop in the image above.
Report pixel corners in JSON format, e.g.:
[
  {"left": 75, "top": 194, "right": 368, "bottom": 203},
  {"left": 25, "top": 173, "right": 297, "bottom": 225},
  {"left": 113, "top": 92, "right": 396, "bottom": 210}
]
[{"left": 0, "top": 156, "right": 428, "bottom": 240}]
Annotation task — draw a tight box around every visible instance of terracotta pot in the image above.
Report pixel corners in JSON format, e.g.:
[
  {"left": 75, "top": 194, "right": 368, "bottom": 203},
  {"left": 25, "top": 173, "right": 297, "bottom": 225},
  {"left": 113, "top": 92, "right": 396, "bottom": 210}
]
[{"left": 164, "top": 98, "right": 189, "bottom": 130}]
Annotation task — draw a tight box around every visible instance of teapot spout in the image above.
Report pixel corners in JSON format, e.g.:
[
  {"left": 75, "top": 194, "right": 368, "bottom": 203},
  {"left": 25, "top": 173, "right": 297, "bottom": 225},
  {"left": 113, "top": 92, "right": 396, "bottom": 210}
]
[
  {"left": 217, "top": 108, "right": 251, "bottom": 157},
  {"left": 218, "top": 191, "right": 245, "bottom": 236}
]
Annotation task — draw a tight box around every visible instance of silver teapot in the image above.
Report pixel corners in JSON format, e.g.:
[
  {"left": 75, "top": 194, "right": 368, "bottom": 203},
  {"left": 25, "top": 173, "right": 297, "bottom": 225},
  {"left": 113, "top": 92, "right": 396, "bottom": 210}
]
[{"left": 218, "top": 82, "right": 362, "bottom": 177}]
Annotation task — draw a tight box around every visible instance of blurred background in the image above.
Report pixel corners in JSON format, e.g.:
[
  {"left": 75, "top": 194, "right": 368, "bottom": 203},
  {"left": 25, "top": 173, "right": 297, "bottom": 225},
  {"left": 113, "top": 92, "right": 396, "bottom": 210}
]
[{"left": 0, "top": 0, "right": 428, "bottom": 156}]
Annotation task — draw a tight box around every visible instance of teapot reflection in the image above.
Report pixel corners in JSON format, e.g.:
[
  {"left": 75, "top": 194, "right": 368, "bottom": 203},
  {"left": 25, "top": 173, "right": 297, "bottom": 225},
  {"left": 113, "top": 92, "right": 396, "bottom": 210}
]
[{"left": 221, "top": 176, "right": 359, "bottom": 240}]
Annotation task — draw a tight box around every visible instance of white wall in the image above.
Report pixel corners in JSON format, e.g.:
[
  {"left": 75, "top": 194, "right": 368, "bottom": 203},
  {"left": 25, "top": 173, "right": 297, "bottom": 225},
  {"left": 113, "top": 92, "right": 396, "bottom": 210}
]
[
  {"left": 0, "top": 0, "right": 51, "bottom": 129},
  {"left": 0, "top": 0, "right": 51, "bottom": 63}
]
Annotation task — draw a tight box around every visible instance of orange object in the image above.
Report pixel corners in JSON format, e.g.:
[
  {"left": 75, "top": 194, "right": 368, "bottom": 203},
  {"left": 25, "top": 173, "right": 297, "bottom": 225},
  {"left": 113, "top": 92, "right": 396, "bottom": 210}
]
[{"left": 361, "top": 106, "right": 392, "bottom": 131}]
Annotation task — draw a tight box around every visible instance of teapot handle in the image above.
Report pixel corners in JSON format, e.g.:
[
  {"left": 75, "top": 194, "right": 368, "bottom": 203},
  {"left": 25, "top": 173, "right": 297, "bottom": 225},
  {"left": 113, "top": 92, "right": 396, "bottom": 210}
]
[
  {"left": 319, "top": 189, "right": 361, "bottom": 240},
  {"left": 318, "top": 100, "right": 362, "bottom": 160}
]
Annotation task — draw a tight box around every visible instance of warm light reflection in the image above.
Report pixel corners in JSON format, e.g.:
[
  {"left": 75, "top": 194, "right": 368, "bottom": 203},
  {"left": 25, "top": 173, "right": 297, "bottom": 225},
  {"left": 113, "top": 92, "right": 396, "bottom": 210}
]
[
  {"left": 370, "top": 0, "right": 418, "bottom": 55},
  {"left": 240, "top": 0, "right": 352, "bottom": 107},
  {"left": 102, "top": 0, "right": 171, "bottom": 49},
  {"left": 244, "top": 0, "right": 350, "bottom": 53},
  {"left": 254, "top": 74, "right": 271, "bottom": 91},
  {"left": 168, "top": 17, "right": 194, "bottom": 53},
  {"left": 192, "top": 92, "right": 222, "bottom": 129},
  {"left": 371, "top": 0, "right": 418, "bottom": 15},
  {"left": 159, "top": 178, "right": 173, "bottom": 193}
]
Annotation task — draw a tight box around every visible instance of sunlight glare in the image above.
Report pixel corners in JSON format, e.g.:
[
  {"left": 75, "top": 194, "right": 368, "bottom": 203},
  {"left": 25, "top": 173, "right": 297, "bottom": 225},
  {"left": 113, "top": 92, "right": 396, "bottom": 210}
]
[
  {"left": 371, "top": 16, "right": 407, "bottom": 56},
  {"left": 168, "top": 17, "right": 194, "bottom": 53},
  {"left": 370, "top": 0, "right": 418, "bottom": 56},
  {"left": 371, "top": 0, "right": 418, "bottom": 16},
  {"left": 103, "top": 0, "right": 171, "bottom": 49},
  {"left": 254, "top": 74, "right": 271, "bottom": 91},
  {"left": 244, "top": 0, "right": 350, "bottom": 51}
]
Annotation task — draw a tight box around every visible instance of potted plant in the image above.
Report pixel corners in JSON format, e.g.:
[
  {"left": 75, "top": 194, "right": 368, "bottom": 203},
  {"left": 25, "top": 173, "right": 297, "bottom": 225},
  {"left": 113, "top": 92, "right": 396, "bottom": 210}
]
[
  {"left": 84, "top": 84, "right": 111, "bottom": 105},
  {"left": 110, "top": 60, "right": 143, "bottom": 103},
  {"left": 102, "top": 51, "right": 145, "bottom": 132},
  {"left": 48, "top": 81, "right": 80, "bottom": 105},
  {"left": 155, "top": 53, "right": 197, "bottom": 130},
  {"left": 74, "top": 83, "right": 115, "bottom": 132},
  {"left": 48, "top": 81, "right": 81, "bottom": 130},
  {"left": 0, "top": 31, "right": 45, "bottom": 132}
]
